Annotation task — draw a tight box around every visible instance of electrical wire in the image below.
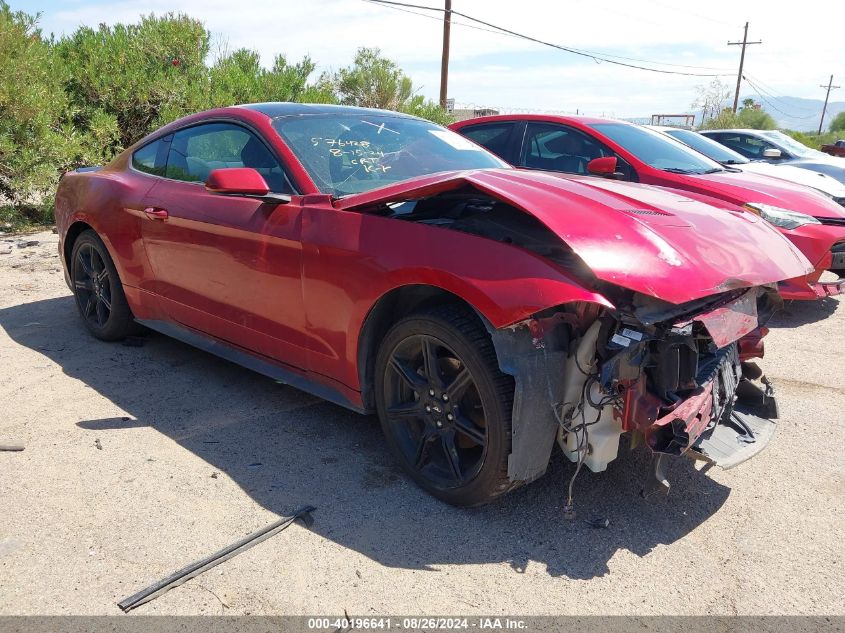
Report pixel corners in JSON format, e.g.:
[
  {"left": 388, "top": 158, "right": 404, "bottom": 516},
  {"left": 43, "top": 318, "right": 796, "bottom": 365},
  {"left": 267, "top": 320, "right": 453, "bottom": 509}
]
[
  {"left": 362, "top": 0, "right": 734, "bottom": 77},
  {"left": 743, "top": 75, "right": 820, "bottom": 120}
]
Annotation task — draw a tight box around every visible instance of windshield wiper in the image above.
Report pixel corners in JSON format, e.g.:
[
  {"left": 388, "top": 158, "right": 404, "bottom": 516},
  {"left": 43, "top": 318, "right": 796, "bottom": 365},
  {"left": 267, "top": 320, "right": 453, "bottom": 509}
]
[
  {"left": 702, "top": 168, "right": 725, "bottom": 174},
  {"left": 720, "top": 160, "right": 744, "bottom": 165},
  {"left": 660, "top": 167, "right": 697, "bottom": 174}
]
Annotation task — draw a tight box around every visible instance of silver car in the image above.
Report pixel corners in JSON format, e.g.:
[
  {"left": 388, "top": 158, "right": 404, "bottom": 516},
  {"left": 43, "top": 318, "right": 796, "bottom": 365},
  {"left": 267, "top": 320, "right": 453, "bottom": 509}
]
[{"left": 700, "top": 128, "right": 845, "bottom": 185}]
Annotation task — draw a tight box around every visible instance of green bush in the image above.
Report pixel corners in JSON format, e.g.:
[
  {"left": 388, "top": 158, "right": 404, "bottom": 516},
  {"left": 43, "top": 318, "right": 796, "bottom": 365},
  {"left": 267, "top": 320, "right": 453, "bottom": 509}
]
[
  {"left": 700, "top": 105, "right": 776, "bottom": 131},
  {"left": 56, "top": 13, "right": 212, "bottom": 149},
  {"left": 329, "top": 47, "right": 452, "bottom": 125},
  {"left": 0, "top": 2, "right": 72, "bottom": 219},
  {"left": 829, "top": 111, "right": 845, "bottom": 134}
]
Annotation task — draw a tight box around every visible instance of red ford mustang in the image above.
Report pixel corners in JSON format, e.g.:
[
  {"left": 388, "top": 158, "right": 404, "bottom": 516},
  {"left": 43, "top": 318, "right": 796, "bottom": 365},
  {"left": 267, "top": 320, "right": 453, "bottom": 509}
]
[
  {"left": 55, "top": 103, "right": 812, "bottom": 506},
  {"left": 451, "top": 115, "right": 845, "bottom": 300}
]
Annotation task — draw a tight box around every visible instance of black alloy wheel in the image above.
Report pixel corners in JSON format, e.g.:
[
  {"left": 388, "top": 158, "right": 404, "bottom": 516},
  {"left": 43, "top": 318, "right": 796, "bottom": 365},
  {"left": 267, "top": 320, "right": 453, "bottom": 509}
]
[
  {"left": 70, "top": 230, "right": 136, "bottom": 341},
  {"left": 73, "top": 241, "right": 113, "bottom": 329},
  {"left": 375, "top": 306, "right": 514, "bottom": 506}
]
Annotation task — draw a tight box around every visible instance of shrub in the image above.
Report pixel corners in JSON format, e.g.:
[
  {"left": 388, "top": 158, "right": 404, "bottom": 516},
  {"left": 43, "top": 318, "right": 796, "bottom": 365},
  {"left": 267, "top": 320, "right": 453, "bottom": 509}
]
[
  {"left": 0, "top": 2, "right": 72, "bottom": 215},
  {"left": 330, "top": 47, "right": 452, "bottom": 124}
]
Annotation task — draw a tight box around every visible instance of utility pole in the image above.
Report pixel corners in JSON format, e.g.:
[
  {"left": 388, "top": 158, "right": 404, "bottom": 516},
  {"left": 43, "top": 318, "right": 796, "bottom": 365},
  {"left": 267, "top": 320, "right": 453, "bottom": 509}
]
[
  {"left": 728, "top": 22, "right": 761, "bottom": 113},
  {"left": 818, "top": 75, "right": 840, "bottom": 135},
  {"left": 439, "top": 0, "right": 452, "bottom": 110}
]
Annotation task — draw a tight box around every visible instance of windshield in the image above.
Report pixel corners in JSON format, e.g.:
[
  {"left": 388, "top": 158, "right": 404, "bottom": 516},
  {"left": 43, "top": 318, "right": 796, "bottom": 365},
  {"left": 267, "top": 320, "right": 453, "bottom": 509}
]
[
  {"left": 760, "top": 130, "right": 824, "bottom": 158},
  {"left": 272, "top": 114, "right": 508, "bottom": 196},
  {"left": 663, "top": 128, "right": 749, "bottom": 165},
  {"left": 591, "top": 123, "right": 724, "bottom": 174}
]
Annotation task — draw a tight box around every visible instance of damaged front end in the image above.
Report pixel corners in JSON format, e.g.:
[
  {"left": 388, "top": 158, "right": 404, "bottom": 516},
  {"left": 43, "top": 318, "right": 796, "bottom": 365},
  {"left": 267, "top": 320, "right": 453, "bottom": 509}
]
[{"left": 490, "top": 285, "right": 782, "bottom": 498}]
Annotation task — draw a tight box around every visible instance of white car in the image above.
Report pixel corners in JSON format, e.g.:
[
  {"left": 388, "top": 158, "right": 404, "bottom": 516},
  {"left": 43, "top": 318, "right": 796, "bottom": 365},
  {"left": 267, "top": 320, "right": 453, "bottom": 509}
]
[
  {"left": 647, "top": 126, "right": 845, "bottom": 205},
  {"left": 699, "top": 128, "right": 845, "bottom": 186}
]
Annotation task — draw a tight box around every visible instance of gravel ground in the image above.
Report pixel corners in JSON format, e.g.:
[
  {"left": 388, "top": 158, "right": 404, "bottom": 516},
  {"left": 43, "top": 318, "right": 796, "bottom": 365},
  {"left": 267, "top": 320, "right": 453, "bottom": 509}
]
[{"left": 0, "top": 230, "right": 843, "bottom": 616}]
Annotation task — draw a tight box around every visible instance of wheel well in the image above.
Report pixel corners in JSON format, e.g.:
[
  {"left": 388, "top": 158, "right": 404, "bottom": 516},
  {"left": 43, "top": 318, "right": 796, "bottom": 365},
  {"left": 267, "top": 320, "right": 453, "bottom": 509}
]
[
  {"left": 63, "top": 221, "right": 94, "bottom": 271},
  {"left": 357, "top": 285, "right": 485, "bottom": 411}
]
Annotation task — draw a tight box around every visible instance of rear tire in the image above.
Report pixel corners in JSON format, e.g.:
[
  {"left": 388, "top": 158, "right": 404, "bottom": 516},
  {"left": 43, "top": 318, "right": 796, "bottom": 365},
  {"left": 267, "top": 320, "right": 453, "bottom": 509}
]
[
  {"left": 70, "top": 230, "right": 135, "bottom": 341},
  {"left": 374, "top": 305, "right": 515, "bottom": 506}
]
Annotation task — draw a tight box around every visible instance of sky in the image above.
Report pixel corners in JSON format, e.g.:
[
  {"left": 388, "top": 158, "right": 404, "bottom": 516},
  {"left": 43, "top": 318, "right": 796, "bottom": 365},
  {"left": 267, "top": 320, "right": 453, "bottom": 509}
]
[{"left": 17, "top": 0, "right": 845, "bottom": 120}]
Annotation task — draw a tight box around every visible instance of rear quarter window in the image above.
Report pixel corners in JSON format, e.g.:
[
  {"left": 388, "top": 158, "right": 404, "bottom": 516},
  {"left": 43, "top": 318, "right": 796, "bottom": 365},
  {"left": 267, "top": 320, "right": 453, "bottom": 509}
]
[
  {"left": 131, "top": 140, "right": 166, "bottom": 176},
  {"left": 460, "top": 123, "right": 514, "bottom": 160}
]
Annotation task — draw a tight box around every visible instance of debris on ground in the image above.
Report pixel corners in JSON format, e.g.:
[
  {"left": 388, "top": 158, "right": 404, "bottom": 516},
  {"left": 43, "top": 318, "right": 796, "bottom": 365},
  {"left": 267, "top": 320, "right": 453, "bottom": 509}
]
[
  {"left": 118, "top": 505, "right": 315, "bottom": 612},
  {"left": 94, "top": 439, "right": 103, "bottom": 450},
  {"left": 210, "top": 472, "right": 219, "bottom": 479},
  {"left": 0, "top": 444, "right": 25, "bottom": 452},
  {"left": 585, "top": 517, "right": 610, "bottom": 529},
  {"left": 17, "top": 240, "right": 39, "bottom": 249}
]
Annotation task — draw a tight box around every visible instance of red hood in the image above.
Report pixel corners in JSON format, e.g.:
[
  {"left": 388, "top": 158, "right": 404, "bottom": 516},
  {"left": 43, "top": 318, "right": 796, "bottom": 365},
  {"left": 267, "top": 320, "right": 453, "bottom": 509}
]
[
  {"left": 682, "top": 170, "right": 845, "bottom": 220},
  {"left": 337, "top": 169, "right": 813, "bottom": 305}
]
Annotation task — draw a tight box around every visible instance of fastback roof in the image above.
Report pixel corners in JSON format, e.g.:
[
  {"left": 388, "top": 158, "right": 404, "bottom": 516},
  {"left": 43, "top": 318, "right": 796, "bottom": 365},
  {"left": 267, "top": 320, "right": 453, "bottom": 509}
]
[{"left": 238, "top": 102, "right": 416, "bottom": 119}]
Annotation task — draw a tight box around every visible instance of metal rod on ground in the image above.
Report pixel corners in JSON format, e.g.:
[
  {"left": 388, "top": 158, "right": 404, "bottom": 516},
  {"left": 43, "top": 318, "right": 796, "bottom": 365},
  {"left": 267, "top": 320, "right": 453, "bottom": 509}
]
[
  {"left": 117, "top": 505, "right": 315, "bottom": 613},
  {"left": 818, "top": 75, "right": 840, "bottom": 135},
  {"left": 0, "top": 445, "right": 24, "bottom": 451}
]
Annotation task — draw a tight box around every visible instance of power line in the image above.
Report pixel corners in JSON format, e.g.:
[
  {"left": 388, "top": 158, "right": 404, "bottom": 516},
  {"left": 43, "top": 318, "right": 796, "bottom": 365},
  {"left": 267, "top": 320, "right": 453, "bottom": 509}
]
[
  {"left": 743, "top": 76, "right": 818, "bottom": 120},
  {"left": 743, "top": 74, "right": 819, "bottom": 112},
  {"left": 363, "top": 0, "right": 733, "bottom": 77},
  {"left": 360, "top": 0, "right": 516, "bottom": 39}
]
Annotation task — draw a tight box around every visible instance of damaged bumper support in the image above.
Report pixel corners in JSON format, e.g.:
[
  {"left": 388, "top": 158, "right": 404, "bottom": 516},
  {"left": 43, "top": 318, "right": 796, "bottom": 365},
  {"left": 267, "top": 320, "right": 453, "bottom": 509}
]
[
  {"left": 488, "top": 288, "right": 780, "bottom": 490},
  {"left": 779, "top": 246, "right": 845, "bottom": 299}
]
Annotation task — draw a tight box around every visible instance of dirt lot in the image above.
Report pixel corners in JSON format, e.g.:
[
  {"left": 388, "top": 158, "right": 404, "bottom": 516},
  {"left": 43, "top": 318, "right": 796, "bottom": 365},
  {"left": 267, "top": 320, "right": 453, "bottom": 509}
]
[{"left": 0, "top": 230, "right": 843, "bottom": 616}]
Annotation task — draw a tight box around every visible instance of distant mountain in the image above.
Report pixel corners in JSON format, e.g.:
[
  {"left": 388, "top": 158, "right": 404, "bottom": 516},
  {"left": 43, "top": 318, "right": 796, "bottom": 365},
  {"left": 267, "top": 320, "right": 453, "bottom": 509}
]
[{"left": 740, "top": 94, "right": 845, "bottom": 132}]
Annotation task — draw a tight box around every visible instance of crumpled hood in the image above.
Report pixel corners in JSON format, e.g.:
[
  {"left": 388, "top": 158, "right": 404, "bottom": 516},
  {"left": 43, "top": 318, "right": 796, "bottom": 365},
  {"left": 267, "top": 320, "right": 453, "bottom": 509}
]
[
  {"left": 337, "top": 169, "right": 814, "bottom": 304},
  {"left": 682, "top": 169, "right": 845, "bottom": 219}
]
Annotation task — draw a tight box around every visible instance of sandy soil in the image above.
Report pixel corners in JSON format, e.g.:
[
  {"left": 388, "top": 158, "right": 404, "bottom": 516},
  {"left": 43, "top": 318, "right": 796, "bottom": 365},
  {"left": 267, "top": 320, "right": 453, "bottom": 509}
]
[{"left": 0, "top": 230, "right": 843, "bottom": 616}]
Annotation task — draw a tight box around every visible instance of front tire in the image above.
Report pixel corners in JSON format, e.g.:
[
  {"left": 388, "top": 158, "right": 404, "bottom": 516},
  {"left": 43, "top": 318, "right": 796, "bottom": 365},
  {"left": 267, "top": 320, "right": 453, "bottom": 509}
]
[
  {"left": 374, "top": 305, "right": 515, "bottom": 506},
  {"left": 70, "top": 230, "right": 135, "bottom": 341}
]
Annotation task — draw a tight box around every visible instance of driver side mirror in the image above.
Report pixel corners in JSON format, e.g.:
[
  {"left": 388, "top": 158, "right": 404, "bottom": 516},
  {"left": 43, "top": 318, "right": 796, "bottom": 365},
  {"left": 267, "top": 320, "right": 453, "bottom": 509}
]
[
  {"left": 762, "top": 148, "right": 782, "bottom": 159},
  {"left": 205, "top": 168, "right": 290, "bottom": 203},
  {"left": 206, "top": 168, "right": 270, "bottom": 195},
  {"left": 587, "top": 156, "right": 624, "bottom": 179}
]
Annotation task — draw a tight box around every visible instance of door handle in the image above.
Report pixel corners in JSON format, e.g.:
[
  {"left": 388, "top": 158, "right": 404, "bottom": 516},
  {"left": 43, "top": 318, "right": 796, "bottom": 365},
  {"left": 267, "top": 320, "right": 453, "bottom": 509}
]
[{"left": 143, "top": 207, "right": 169, "bottom": 220}]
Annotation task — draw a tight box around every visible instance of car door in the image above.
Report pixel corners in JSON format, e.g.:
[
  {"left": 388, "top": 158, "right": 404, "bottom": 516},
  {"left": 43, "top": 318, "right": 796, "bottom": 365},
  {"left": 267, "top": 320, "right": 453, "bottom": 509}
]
[
  {"left": 517, "top": 122, "right": 638, "bottom": 181},
  {"left": 139, "top": 121, "right": 309, "bottom": 368}
]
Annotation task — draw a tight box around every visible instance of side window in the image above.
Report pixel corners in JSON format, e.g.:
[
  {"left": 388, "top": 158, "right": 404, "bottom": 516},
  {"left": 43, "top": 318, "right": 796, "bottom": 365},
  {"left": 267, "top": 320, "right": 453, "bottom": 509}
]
[
  {"left": 714, "top": 134, "right": 751, "bottom": 157},
  {"left": 131, "top": 139, "right": 167, "bottom": 176},
  {"left": 722, "top": 134, "right": 776, "bottom": 159},
  {"left": 520, "top": 123, "right": 635, "bottom": 180},
  {"left": 166, "top": 123, "right": 293, "bottom": 193},
  {"left": 460, "top": 123, "right": 515, "bottom": 162}
]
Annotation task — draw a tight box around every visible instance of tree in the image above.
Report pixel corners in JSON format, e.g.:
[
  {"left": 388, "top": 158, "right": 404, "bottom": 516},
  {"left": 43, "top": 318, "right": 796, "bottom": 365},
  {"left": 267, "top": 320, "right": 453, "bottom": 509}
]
[
  {"left": 692, "top": 78, "right": 731, "bottom": 123},
  {"left": 699, "top": 105, "right": 777, "bottom": 130},
  {"left": 830, "top": 111, "right": 845, "bottom": 133},
  {"left": 330, "top": 47, "right": 451, "bottom": 124},
  {"left": 56, "top": 13, "right": 212, "bottom": 148},
  {"left": 207, "top": 51, "right": 335, "bottom": 110},
  {"left": 0, "top": 2, "right": 114, "bottom": 219}
]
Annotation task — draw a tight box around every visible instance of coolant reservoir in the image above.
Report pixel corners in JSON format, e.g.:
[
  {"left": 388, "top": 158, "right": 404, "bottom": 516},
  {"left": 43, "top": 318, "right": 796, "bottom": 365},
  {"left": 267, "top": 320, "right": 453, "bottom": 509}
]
[{"left": 558, "top": 382, "right": 623, "bottom": 472}]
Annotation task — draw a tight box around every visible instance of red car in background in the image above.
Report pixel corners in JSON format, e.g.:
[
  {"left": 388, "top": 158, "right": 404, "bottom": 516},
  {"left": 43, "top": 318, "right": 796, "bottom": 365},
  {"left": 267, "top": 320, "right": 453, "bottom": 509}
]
[
  {"left": 450, "top": 115, "right": 845, "bottom": 300},
  {"left": 55, "top": 104, "right": 812, "bottom": 506}
]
